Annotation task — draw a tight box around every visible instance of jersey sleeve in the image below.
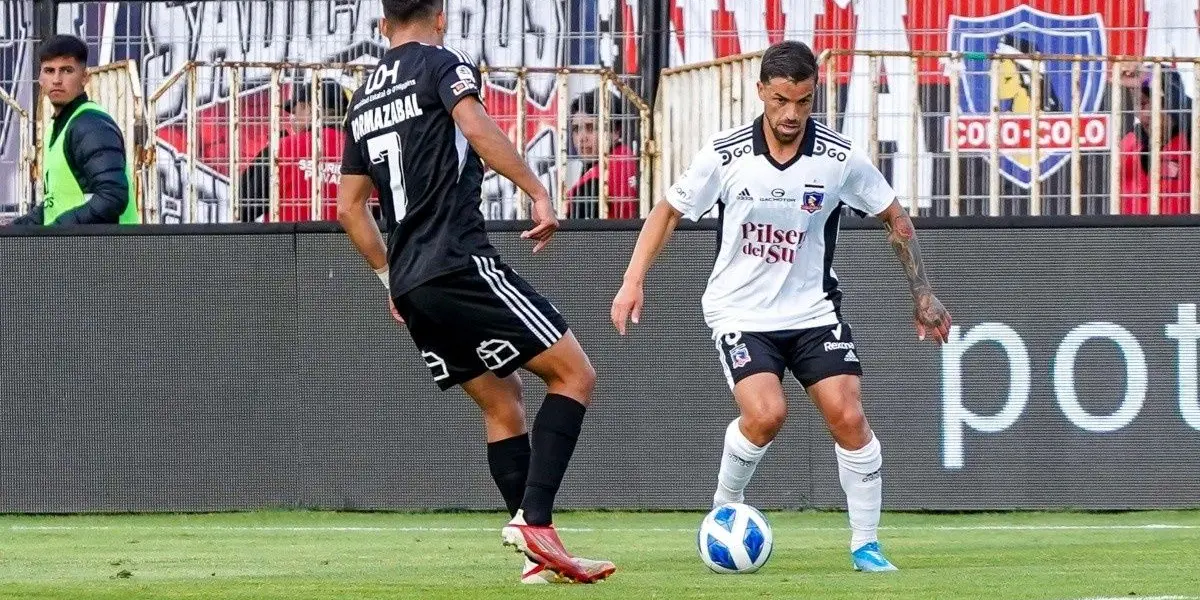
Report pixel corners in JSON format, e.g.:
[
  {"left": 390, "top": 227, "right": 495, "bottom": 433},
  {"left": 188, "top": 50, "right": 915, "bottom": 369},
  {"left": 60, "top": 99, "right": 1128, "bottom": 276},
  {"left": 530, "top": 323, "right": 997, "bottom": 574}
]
[
  {"left": 432, "top": 47, "right": 481, "bottom": 113},
  {"left": 839, "top": 145, "right": 896, "bottom": 216},
  {"left": 340, "top": 115, "right": 369, "bottom": 176},
  {"left": 665, "top": 142, "right": 723, "bottom": 221}
]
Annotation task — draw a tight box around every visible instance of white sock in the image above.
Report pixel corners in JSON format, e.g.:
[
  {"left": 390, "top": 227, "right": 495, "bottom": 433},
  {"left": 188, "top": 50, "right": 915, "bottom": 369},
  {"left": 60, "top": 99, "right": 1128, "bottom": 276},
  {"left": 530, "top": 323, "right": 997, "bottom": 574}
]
[
  {"left": 835, "top": 435, "right": 883, "bottom": 550},
  {"left": 713, "top": 418, "right": 771, "bottom": 507}
]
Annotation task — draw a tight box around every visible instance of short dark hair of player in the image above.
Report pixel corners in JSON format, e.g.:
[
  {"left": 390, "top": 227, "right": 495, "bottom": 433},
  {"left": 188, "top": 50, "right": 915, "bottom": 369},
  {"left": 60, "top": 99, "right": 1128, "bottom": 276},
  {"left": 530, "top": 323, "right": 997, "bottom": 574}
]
[
  {"left": 39, "top": 35, "right": 88, "bottom": 65},
  {"left": 759, "top": 40, "right": 817, "bottom": 84},
  {"left": 381, "top": 0, "right": 441, "bottom": 23}
]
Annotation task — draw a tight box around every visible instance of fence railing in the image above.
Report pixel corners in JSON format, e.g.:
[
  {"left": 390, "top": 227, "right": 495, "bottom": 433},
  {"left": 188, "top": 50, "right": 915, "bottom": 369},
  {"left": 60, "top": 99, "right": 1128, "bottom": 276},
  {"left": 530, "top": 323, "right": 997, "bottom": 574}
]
[
  {"left": 824, "top": 49, "right": 1200, "bottom": 217},
  {"left": 0, "top": 85, "right": 32, "bottom": 216},
  {"left": 655, "top": 51, "right": 764, "bottom": 212},
  {"left": 11, "top": 51, "right": 1200, "bottom": 220},
  {"left": 142, "top": 61, "right": 651, "bottom": 223},
  {"left": 142, "top": 60, "right": 375, "bottom": 224},
  {"left": 7, "top": 60, "right": 648, "bottom": 223},
  {"left": 656, "top": 49, "right": 1200, "bottom": 217}
]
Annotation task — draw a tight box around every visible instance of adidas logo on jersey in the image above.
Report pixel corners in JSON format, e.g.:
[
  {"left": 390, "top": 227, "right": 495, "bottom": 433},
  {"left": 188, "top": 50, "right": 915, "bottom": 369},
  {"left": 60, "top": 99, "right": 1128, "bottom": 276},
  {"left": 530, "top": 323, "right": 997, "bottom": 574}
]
[
  {"left": 736, "top": 188, "right": 753, "bottom": 203},
  {"left": 844, "top": 350, "right": 859, "bottom": 363}
]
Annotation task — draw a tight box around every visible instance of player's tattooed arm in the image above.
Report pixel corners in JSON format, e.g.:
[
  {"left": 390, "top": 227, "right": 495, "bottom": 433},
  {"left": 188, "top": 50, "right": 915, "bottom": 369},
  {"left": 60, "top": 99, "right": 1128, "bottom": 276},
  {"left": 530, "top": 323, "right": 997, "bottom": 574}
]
[
  {"left": 882, "top": 205, "right": 931, "bottom": 296},
  {"left": 878, "top": 201, "right": 952, "bottom": 344}
]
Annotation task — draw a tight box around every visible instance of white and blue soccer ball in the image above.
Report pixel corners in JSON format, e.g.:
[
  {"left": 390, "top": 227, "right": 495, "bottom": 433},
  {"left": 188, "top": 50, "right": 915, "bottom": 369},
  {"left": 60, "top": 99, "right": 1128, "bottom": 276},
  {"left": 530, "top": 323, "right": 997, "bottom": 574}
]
[{"left": 697, "top": 502, "right": 774, "bottom": 574}]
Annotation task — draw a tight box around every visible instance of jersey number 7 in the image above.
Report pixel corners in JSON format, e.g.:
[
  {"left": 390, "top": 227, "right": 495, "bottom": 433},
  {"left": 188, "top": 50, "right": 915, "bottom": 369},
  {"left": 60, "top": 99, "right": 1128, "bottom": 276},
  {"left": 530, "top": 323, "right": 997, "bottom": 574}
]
[{"left": 367, "top": 131, "right": 408, "bottom": 221}]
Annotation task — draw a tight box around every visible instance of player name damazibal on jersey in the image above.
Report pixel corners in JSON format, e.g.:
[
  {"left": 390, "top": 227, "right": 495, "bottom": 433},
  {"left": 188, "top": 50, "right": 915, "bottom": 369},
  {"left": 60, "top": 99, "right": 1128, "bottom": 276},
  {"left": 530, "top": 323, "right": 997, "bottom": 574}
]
[
  {"left": 350, "top": 61, "right": 426, "bottom": 141},
  {"left": 350, "top": 93, "right": 425, "bottom": 140}
]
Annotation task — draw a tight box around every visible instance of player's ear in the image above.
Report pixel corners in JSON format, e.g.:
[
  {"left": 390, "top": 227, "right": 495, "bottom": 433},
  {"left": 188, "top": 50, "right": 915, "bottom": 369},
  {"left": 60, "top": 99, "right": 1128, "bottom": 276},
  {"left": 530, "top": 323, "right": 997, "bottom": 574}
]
[
  {"left": 756, "top": 80, "right": 766, "bottom": 102},
  {"left": 378, "top": 17, "right": 391, "bottom": 39},
  {"left": 435, "top": 10, "right": 447, "bottom": 35}
]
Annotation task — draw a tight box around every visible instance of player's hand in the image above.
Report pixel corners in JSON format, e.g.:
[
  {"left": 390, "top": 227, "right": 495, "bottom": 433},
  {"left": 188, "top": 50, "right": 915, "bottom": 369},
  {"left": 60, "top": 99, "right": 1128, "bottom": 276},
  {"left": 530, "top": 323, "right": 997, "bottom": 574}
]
[
  {"left": 611, "top": 280, "right": 644, "bottom": 336},
  {"left": 389, "top": 296, "right": 406, "bottom": 326},
  {"left": 913, "top": 292, "right": 950, "bottom": 345},
  {"left": 522, "top": 197, "right": 558, "bottom": 253}
]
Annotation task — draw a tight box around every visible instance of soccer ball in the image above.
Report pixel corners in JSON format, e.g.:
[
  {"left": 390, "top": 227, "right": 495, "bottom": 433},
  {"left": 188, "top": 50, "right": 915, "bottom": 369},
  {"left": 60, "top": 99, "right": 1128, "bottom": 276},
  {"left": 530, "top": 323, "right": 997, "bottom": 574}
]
[{"left": 697, "top": 502, "right": 774, "bottom": 574}]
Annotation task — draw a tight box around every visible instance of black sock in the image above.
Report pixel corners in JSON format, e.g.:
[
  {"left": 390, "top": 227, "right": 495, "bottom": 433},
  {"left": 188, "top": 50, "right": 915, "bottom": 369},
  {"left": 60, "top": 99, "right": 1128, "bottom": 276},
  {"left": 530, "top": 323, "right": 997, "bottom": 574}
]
[
  {"left": 521, "top": 394, "right": 587, "bottom": 526},
  {"left": 487, "top": 433, "right": 531, "bottom": 517}
]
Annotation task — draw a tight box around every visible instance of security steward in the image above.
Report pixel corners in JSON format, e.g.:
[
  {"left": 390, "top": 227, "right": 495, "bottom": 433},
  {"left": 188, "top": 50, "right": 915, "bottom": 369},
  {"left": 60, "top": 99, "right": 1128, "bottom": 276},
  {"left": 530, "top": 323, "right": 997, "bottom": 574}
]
[{"left": 13, "top": 35, "right": 138, "bottom": 225}]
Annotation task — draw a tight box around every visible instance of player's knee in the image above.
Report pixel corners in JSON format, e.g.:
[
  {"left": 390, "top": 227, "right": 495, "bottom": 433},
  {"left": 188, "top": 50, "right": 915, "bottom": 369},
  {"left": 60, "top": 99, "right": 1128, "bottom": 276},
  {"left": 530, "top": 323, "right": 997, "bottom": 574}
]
[
  {"left": 544, "top": 353, "right": 596, "bottom": 404},
  {"left": 828, "top": 405, "right": 868, "bottom": 439},
  {"left": 481, "top": 399, "right": 525, "bottom": 427},
  {"left": 571, "top": 358, "right": 597, "bottom": 401},
  {"left": 743, "top": 405, "right": 787, "bottom": 439}
]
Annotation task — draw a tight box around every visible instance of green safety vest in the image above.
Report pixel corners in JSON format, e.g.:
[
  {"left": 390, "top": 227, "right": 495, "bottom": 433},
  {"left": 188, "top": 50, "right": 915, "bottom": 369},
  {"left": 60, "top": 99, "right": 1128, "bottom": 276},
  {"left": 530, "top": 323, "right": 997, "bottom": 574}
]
[{"left": 42, "top": 101, "right": 139, "bottom": 225}]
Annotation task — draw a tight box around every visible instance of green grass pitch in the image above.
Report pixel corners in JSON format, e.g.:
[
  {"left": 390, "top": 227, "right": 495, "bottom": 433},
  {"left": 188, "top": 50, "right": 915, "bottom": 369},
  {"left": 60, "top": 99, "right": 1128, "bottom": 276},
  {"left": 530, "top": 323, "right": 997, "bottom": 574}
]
[{"left": 1, "top": 510, "right": 1198, "bottom": 599}]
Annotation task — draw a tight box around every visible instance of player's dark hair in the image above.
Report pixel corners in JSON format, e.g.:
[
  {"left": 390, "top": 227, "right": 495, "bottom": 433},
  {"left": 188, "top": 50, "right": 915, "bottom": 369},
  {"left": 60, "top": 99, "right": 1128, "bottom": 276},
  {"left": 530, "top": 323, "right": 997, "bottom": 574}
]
[
  {"left": 38, "top": 35, "right": 88, "bottom": 65},
  {"left": 381, "top": 0, "right": 441, "bottom": 24},
  {"left": 759, "top": 40, "right": 817, "bottom": 84}
]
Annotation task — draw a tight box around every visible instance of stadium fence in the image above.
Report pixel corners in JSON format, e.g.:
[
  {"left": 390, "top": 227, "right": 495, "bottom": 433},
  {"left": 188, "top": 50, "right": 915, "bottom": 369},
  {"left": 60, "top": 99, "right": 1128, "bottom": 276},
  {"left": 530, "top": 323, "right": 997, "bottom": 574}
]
[{"left": 657, "top": 49, "right": 1200, "bottom": 217}]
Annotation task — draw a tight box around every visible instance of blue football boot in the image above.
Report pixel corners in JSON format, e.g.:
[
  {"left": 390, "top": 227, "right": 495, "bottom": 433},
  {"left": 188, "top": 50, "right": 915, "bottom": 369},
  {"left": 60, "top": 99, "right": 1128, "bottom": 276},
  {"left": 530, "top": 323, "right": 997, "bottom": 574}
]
[{"left": 851, "top": 541, "right": 899, "bottom": 572}]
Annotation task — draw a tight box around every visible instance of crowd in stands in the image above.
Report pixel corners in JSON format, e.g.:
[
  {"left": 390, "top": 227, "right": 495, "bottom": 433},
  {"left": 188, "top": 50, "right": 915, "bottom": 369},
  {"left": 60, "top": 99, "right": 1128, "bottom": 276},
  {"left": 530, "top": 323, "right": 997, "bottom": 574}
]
[
  {"left": 1118, "top": 63, "right": 1194, "bottom": 215},
  {"left": 233, "top": 82, "right": 640, "bottom": 223},
  {"left": 6, "top": 39, "right": 1199, "bottom": 226},
  {"left": 212, "top": 66, "right": 1200, "bottom": 222}
]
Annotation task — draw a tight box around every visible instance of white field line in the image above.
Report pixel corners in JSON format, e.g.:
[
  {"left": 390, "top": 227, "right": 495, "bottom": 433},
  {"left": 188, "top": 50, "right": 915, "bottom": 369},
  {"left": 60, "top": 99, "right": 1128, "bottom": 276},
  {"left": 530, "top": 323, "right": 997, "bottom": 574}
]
[
  {"left": 1074, "top": 596, "right": 1198, "bottom": 600},
  {"left": 7, "top": 523, "right": 1199, "bottom": 533}
]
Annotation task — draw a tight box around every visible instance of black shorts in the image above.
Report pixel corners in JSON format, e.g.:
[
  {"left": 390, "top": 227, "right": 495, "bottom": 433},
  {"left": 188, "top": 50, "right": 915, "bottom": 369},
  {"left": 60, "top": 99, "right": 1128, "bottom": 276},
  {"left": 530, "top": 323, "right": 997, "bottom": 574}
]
[
  {"left": 393, "top": 256, "right": 568, "bottom": 390},
  {"left": 714, "top": 321, "right": 864, "bottom": 389}
]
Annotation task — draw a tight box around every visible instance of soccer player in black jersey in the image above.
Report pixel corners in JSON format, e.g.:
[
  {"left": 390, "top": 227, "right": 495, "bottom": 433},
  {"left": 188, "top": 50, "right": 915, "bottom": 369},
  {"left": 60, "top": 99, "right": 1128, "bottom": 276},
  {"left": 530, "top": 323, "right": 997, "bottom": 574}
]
[{"left": 336, "top": 0, "right": 615, "bottom": 585}]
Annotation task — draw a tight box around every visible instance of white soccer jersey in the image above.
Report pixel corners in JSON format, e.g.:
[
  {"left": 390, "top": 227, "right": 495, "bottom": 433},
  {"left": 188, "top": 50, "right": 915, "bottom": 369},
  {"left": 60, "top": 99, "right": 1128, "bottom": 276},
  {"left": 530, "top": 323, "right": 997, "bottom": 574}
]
[{"left": 666, "top": 116, "right": 896, "bottom": 335}]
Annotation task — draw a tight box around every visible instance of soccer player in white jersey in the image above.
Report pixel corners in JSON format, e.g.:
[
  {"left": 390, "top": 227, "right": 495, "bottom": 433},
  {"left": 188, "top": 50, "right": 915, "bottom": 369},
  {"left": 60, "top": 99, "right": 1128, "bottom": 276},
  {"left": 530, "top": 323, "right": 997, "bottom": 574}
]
[{"left": 611, "top": 40, "right": 952, "bottom": 572}]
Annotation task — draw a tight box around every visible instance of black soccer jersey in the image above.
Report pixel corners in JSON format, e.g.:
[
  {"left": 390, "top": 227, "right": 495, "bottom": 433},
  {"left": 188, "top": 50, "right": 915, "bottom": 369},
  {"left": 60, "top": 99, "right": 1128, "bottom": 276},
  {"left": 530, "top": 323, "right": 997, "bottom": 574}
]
[{"left": 341, "top": 42, "right": 498, "bottom": 295}]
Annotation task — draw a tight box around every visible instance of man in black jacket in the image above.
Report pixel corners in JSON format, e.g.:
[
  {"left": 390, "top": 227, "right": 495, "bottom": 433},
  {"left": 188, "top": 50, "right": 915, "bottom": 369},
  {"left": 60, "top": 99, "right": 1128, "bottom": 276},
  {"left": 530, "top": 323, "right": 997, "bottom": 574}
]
[{"left": 13, "top": 35, "right": 138, "bottom": 226}]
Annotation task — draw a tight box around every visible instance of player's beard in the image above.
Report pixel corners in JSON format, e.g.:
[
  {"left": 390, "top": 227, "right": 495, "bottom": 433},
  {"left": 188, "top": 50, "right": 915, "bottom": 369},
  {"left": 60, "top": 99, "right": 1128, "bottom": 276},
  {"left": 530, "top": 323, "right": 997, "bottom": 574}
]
[{"left": 766, "top": 114, "right": 803, "bottom": 144}]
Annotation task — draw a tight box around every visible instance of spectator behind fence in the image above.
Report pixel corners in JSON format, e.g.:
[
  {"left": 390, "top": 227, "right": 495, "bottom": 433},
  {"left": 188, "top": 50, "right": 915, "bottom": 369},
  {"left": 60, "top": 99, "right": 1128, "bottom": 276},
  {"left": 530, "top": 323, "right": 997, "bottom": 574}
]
[
  {"left": 240, "top": 80, "right": 352, "bottom": 222},
  {"left": 566, "top": 89, "right": 639, "bottom": 219},
  {"left": 1120, "top": 66, "right": 1193, "bottom": 215},
  {"left": 12, "top": 35, "right": 138, "bottom": 226}
]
